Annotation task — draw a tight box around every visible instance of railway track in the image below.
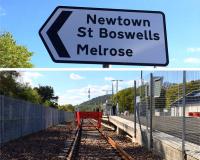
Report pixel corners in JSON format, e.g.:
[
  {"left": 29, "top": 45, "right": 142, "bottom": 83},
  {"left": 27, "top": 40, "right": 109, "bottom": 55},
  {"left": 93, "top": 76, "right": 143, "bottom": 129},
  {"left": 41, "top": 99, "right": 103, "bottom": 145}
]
[
  {"left": 1, "top": 120, "right": 161, "bottom": 160},
  {"left": 67, "top": 119, "right": 133, "bottom": 160}
]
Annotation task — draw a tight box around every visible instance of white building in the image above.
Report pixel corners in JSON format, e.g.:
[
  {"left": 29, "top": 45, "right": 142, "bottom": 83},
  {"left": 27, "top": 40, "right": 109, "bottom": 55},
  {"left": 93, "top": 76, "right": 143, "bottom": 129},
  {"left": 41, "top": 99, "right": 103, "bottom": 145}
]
[{"left": 170, "top": 90, "right": 200, "bottom": 117}]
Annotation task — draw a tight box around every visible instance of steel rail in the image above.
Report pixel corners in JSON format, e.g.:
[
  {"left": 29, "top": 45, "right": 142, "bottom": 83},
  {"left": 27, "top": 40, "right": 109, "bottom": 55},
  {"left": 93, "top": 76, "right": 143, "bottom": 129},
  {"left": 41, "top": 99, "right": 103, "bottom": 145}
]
[
  {"left": 67, "top": 126, "right": 81, "bottom": 160},
  {"left": 67, "top": 119, "right": 134, "bottom": 160},
  {"left": 89, "top": 120, "right": 134, "bottom": 160}
]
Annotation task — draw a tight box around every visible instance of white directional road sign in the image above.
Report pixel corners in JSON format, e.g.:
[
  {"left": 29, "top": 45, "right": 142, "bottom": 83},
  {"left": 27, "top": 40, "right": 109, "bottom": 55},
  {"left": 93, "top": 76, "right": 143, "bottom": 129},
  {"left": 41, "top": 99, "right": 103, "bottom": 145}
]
[{"left": 39, "top": 6, "right": 168, "bottom": 66}]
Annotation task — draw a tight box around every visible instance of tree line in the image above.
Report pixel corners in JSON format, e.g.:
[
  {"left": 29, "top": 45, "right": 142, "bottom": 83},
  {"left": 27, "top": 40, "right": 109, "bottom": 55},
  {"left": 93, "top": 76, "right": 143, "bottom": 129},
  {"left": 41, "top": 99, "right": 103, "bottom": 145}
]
[
  {"left": 0, "top": 71, "right": 75, "bottom": 112},
  {"left": 0, "top": 32, "right": 33, "bottom": 68},
  {"left": 112, "top": 80, "right": 200, "bottom": 113},
  {"left": 0, "top": 32, "right": 75, "bottom": 111}
]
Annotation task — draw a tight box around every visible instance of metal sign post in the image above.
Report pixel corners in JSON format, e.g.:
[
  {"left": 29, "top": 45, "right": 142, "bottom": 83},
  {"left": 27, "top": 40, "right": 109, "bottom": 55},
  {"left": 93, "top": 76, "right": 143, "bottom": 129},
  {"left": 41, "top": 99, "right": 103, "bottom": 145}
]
[
  {"left": 134, "top": 80, "right": 137, "bottom": 139},
  {"left": 149, "top": 73, "right": 154, "bottom": 150},
  {"left": 182, "top": 71, "right": 186, "bottom": 160},
  {"left": 39, "top": 6, "right": 168, "bottom": 66}
]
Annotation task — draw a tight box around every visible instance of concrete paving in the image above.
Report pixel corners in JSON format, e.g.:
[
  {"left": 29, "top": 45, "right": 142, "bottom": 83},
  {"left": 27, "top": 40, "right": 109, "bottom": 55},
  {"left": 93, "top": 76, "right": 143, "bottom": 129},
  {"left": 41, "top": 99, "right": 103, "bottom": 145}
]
[{"left": 108, "top": 116, "right": 200, "bottom": 160}]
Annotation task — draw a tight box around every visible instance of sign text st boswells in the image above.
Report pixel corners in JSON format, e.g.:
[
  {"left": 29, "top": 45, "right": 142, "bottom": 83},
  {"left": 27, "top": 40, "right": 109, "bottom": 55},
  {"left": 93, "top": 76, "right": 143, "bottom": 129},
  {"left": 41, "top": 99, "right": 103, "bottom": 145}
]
[{"left": 39, "top": 6, "right": 168, "bottom": 66}]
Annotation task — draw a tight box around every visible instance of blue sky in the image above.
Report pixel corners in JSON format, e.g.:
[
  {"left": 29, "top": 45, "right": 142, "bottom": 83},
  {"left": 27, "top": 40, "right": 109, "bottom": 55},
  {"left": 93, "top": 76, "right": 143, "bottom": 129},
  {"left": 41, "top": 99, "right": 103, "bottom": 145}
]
[
  {"left": 16, "top": 70, "right": 196, "bottom": 105},
  {"left": 0, "top": 0, "right": 200, "bottom": 68},
  {"left": 17, "top": 70, "right": 142, "bottom": 105},
  {"left": 1, "top": 1, "right": 200, "bottom": 105}
]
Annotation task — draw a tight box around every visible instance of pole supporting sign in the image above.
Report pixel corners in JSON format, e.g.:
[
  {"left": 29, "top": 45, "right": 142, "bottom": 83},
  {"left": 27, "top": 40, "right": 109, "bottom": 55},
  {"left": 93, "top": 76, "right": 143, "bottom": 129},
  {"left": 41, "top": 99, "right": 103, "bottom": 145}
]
[{"left": 39, "top": 6, "right": 168, "bottom": 66}]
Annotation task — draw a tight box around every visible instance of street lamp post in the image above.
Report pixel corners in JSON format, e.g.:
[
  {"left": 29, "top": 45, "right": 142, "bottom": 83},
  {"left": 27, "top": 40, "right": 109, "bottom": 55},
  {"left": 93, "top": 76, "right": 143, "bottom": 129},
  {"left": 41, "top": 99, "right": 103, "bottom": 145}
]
[
  {"left": 88, "top": 88, "right": 90, "bottom": 100},
  {"left": 112, "top": 79, "right": 123, "bottom": 115}
]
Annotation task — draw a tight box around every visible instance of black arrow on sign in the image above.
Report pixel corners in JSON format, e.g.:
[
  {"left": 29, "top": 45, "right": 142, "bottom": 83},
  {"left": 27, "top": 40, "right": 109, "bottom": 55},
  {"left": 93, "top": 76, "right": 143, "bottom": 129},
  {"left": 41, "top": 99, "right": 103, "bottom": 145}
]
[{"left": 47, "top": 11, "right": 72, "bottom": 58}]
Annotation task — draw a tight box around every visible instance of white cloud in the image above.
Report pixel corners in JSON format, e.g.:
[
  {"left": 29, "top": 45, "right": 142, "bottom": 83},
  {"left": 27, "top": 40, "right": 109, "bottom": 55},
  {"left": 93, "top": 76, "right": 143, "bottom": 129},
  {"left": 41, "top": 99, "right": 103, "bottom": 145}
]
[
  {"left": 58, "top": 84, "right": 111, "bottom": 105},
  {"left": 184, "top": 57, "right": 200, "bottom": 64},
  {"left": 187, "top": 48, "right": 200, "bottom": 53},
  {"left": 121, "top": 80, "right": 134, "bottom": 87},
  {"left": 121, "top": 79, "right": 147, "bottom": 88},
  {"left": 0, "top": 6, "right": 6, "bottom": 16},
  {"left": 69, "top": 73, "right": 85, "bottom": 80},
  {"left": 104, "top": 77, "right": 114, "bottom": 81},
  {"left": 17, "top": 72, "right": 43, "bottom": 87},
  {"left": 58, "top": 79, "right": 149, "bottom": 106}
]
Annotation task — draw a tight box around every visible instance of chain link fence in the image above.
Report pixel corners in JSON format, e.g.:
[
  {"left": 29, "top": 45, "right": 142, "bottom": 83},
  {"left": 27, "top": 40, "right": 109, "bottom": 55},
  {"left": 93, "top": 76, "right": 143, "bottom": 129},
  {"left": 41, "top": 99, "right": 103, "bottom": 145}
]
[
  {"left": 149, "top": 71, "right": 200, "bottom": 146},
  {"left": 0, "top": 95, "right": 74, "bottom": 146},
  {"left": 120, "top": 70, "right": 200, "bottom": 159}
]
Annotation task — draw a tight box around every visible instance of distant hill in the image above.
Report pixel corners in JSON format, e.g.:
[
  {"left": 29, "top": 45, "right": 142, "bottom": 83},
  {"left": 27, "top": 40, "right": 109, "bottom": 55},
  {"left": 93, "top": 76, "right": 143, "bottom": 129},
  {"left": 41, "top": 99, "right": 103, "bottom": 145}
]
[
  {"left": 76, "top": 79, "right": 200, "bottom": 112},
  {"left": 77, "top": 94, "right": 112, "bottom": 111}
]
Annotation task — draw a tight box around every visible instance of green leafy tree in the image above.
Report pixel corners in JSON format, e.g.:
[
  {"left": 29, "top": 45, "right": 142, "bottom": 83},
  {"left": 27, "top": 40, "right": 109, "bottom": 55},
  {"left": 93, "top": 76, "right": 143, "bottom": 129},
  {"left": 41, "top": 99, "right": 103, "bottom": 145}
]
[
  {"left": 113, "top": 87, "right": 134, "bottom": 113},
  {"left": 0, "top": 71, "right": 41, "bottom": 104},
  {"left": 166, "top": 80, "right": 200, "bottom": 107},
  {"left": 0, "top": 32, "right": 33, "bottom": 67},
  {"left": 34, "top": 85, "right": 58, "bottom": 108},
  {"left": 16, "top": 84, "right": 41, "bottom": 104},
  {"left": 58, "top": 104, "right": 75, "bottom": 112},
  {"left": 0, "top": 71, "right": 19, "bottom": 97}
]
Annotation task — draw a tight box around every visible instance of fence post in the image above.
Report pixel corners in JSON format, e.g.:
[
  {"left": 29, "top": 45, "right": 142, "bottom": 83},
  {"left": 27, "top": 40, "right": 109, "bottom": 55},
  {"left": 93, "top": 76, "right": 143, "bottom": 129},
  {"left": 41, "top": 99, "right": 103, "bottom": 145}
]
[
  {"left": 134, "top": 80, "right": 137, "bottom": 139},
  {"left": 139, "top": 70, "right": 143, "bottom": 116},
  {"left": 182, "top": 71, "right": 186, "bottom": 160},
  {"left": 1, "top": 96, "right": 5, "bottom": 147},
  {"left": 0, "top": 96, "right": 2, "bottom": 147},
  {"left": 1, "top": 96, "right": 4, "bottom": 147},
  {"left": 149, "top": 73, "right": 154, "bottom": 150},
  {"left": 145, "top": 83, "right": 149, "bottom": 148}
]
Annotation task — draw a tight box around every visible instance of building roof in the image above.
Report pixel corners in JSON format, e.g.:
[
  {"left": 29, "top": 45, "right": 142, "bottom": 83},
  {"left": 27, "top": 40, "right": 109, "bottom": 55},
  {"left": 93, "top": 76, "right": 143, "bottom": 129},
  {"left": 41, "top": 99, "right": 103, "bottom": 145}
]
[{"left": 170, "top": 89, "right": 200, "bottom": 107}]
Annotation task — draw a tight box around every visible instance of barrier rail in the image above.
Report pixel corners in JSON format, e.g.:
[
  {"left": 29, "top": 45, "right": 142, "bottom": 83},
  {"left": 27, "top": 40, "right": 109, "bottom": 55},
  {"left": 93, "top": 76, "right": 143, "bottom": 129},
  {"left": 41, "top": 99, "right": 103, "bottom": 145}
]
[
  {"left": 76, "top": 112, "right": 103, "bottom": 128},
  {"left": 188, "top": 112, "right": 200, "bottom": 117}
]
